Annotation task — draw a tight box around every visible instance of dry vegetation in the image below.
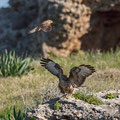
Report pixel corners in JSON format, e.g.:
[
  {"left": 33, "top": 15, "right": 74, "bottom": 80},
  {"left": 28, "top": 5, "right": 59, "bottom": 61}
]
[{"left": 0, "top": 50, "right": 120, "bottom": 118}]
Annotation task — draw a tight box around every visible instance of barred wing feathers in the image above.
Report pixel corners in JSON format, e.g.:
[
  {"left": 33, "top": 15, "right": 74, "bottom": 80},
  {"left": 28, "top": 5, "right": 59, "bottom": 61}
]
[
  {"left": 40, "top": 58, "right": 63, "bottom": 78},
  {"left": 69, "top": 65, "right": 95, "bottom": 88},
  {"left": 28, "top": 26, "right": 38, "bottom": 33}
]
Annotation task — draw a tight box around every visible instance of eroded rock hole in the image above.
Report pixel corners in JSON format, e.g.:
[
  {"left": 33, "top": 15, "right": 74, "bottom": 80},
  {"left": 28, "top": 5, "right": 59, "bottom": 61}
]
[{"left": 81, "top": 10, "right": 120, "bottom": 52}]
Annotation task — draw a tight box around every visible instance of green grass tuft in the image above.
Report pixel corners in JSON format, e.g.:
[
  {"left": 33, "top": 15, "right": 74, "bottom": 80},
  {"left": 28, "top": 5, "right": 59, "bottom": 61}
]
[
  {"left": 105, "top": 93, "right": 119, "bottom": 99},
  {"left": 0, "top": 105, "right": 35, "bottom": 120},
  {"left": 54, "top": 101, "right": 61, "bottom": 110},
  {"left": 0, "top": 106, "right": 26, "bottom": 120},
  {"left": 73, "top": 92, "right": 104, "bottom": 105}
]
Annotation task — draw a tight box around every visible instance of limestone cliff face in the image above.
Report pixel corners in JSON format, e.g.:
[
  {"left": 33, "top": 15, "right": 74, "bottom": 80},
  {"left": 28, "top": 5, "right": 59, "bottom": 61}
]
[
  {"left": 38, "top": 0, "right": 120, "bottom": 56},
  {"left": 0, "top": 0, "right": 120, "bottom": 57},
  {"left": 38, "top": 0, "right": 89, "bottom": 57}
]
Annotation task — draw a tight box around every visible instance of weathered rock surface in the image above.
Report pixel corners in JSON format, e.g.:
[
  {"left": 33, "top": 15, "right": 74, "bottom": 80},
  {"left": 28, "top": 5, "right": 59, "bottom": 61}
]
[
  {"left": 38, "top": 0, "right": 120, "bottom": 56},
  {"left": 27, "top": 90, "right": 120, "bottom": 120},
  {"left": 0, "top": 0, "right": 120, "bottom": 57},
  {"left": 0, "top": 0, "right": 44, "bottom": 57}
]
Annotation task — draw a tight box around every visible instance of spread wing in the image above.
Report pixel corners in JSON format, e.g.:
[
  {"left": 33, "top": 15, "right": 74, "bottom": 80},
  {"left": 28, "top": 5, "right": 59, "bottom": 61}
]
[
  {"left": 40, "top": 58, "right": 64, "bottom": 78},
  {"left": 28, "top": 20, "right": 53, "bottom": 33},
  {"left": 28, "top": 26, "right": 39, "bottom": 34},
  {"left": 69, "top": 65, "right": 95, "bottom": 88}
]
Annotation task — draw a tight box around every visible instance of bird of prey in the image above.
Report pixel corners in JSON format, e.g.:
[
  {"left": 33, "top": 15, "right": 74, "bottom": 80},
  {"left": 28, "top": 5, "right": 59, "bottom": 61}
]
[
  {"left": 40, "top": 58, "right": 95, "bottom": 97},
  {"left": 28, "top": 20, "right": 53, "bottom": 33}
]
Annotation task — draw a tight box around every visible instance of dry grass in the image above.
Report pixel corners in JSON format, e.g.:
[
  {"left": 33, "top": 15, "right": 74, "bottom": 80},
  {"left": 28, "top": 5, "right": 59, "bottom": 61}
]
[
  {"left": 0, "top": 69, "right": 58, "bottom": 111},
  {"left": 85, "top": 69, "right": 120, "bottom": 92},
  {"left": 0, "top": 50, "right": 120, "bottom": 118}
]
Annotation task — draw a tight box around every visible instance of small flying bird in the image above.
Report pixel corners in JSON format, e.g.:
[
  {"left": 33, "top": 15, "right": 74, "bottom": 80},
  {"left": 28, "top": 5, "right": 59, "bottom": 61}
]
[
  {"left": 29, "top": 20, "right": 53, "bottom": 34},
  {"left": 40, "top": 58, "right": 96, "bottom": 98}
]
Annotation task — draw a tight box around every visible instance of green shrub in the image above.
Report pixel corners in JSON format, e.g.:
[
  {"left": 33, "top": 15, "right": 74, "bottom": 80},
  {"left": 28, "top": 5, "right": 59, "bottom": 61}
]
[
  {"left": 0, "top": 106, "right": 13, "bottom": 120},
  {"left": 73, "top": 92, "right": 104, "bottom": 105},
  {"left": 10, "top": 106, "right": 26, "bottom": 120},
  {"left": 0, "top": 106, "right": 35, "bottom": 120},
  {"left": 0, "top": 50, "right": 33, "bottom": 77},
  {"left": 0, "top": 106, "right": 25, "bottom": 120},
  {"left": 105, "top": 93, "right": 119, "bottom": 99},
  {"left": 54, "top": 101, "right": 60, "bottom": 110}
]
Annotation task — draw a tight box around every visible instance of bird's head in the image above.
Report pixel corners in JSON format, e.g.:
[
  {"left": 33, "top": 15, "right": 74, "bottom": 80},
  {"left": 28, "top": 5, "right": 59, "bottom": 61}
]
[
  {"left": 48, "top": 20, "right": 53, "bottom": 24},
  {"left": 48, "top": 20, "right": 54, "bottom": 27}
]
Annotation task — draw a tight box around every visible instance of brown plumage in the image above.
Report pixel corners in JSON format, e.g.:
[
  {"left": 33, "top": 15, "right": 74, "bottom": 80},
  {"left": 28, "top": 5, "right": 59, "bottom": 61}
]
[
  {"left": 28, "top": 20, "right": 53, "bottom": 33},
  {"left": 40, "top": 58, "right": 95, "bottom": 96}
]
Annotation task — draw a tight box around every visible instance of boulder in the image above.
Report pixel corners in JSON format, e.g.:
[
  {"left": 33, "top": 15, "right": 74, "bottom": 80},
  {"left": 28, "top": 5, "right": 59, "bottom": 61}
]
[{"left": 27, "top": 90, "right": 120, "bottom": 120}]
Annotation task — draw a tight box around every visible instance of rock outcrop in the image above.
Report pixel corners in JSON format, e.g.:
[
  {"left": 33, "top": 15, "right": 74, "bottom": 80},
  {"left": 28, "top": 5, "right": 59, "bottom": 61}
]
[
  {"left": 38, "top": 0, "right": 120, "bottom": 56},
  {"left": 0, "top": 0, "right": 44, "bottom": 57},
  {"left": 38, "top": 0, "right": 89, "bottom": 57},
  {"left": 0, "top": 0, "right": 120, "bottom": 57},
  {"left": 27, "top": 90, "right": 120, "bottom": 120}
]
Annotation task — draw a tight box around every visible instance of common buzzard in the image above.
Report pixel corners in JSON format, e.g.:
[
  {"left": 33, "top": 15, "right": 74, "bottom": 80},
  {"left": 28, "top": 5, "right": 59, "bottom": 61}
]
[
  {"left": 29, "top": 20, "right": 53, "bottom": 33},
  {"left": 40, "top": 58, "right": 95, "bottom": 97}
]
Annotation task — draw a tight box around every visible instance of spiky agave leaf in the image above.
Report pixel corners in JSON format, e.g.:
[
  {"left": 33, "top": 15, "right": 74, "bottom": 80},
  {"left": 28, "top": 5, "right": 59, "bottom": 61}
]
[{"left": 0, "top": 50, "right": 33, "bottom": 77}]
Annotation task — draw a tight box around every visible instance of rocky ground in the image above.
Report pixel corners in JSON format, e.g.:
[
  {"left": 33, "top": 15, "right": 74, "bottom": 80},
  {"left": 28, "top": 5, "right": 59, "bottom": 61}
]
[{"left": 27, "top": 90, "right": 120, "bottom": 120}]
